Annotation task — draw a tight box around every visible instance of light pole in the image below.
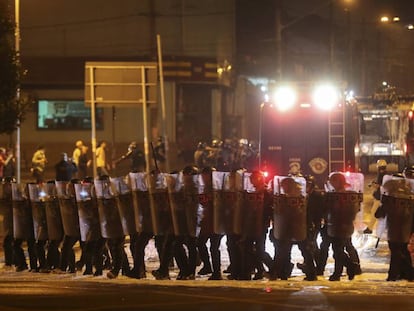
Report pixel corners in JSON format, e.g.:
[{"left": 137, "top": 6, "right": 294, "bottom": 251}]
[
  {"left": 14, "top": 0, "right": 21, "bottom": 183},
  {"left": 258, "top": 102, "right": 265, "bottom": 169}
]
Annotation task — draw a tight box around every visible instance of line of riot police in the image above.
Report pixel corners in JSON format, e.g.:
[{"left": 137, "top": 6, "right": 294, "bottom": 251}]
[
  {"left": 1, "top": 167, "right": 413, "bottom": 282},
  {"left": 193, "top": 138, "right": 258, "bottom": 172}
]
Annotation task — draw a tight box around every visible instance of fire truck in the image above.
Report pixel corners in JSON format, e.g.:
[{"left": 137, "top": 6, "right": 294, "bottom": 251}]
[
  {"left": 259, "top": 82, "right": 359, "bottom": 188},
  {"left": 354, "top": 86, "right": 414, "bottom": 173}
]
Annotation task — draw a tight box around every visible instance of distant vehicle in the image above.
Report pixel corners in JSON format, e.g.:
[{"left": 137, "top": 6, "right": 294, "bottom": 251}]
[
  {"left": 259, "top": 82, "right": 359, "bottom": 188},
  {"left": 354, "top": 84, "right": 414, "bottom": 173}
]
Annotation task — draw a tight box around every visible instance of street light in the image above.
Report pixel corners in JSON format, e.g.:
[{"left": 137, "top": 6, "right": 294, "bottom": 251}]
[{"left": 14, "top": 0, "right": 21, "bottom": 183}]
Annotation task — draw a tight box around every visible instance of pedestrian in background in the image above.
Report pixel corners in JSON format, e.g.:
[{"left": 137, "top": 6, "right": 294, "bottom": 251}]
[
  {"left": 31, "top": 145, "right": 47, "bottom": 183},
  {"left": 96, "top": 141, "right": 110, "bottom": 177},
  {"left": 77, "top": 145, "right": 91, "bottom": 179},
  {"left": 3, "top": 148, "right": 15, "bottom": 178},
  {"left": 71, "top": 140, "right": 84, "bottom": 176},
  {"left": 0, "top": 147, "right": 6, "bottom": 179}
]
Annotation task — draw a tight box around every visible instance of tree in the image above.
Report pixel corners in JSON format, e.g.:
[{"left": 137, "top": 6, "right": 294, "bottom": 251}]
[{"left": 0, "top": 4, "right": 27, "bottom": 136}]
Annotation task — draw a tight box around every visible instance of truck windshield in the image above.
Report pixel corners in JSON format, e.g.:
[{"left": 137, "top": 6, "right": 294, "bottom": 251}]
[{"left": 360, "top": 111, "right": 399, "bottom": 142}]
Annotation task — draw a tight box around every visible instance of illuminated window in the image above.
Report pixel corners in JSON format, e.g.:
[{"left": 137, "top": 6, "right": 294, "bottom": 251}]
[{"left": 37, "top": 100, "right": 103, "bottom": 130}]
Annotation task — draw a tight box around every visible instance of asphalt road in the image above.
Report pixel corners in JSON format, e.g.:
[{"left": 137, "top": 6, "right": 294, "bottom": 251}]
[{"left": 0, "top": 275, "right": 413, "bottom": 311}]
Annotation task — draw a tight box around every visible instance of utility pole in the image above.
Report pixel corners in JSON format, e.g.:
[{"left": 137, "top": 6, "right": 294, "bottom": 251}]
[
  {"left": 275, "top": 0, "right": 283, "bottom": 81},
  {"left": 14, "top": 0, "right": 21, "bottom": 183},
  {"left": 329, "top": 0, "right": 335, "bottom": 75}
]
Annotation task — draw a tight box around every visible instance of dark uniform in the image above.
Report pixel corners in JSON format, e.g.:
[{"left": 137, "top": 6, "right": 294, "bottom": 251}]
[
  {"left": 197, "top": 167, "right": 224, "bottom": 280},
  {"left": 375, "top": 177, "right": 414, "bottom": 281}
]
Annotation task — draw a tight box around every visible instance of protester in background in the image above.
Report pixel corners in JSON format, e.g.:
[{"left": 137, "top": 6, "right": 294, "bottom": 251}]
[
  {"left": 72, "top": 140, "right": 84, "bottom": 175},
  {"left": 3, "top": 148, "right": 15, "bottom": 178},
  {"left": 77, "top": 145, "right": 91, "bottom": 179},
  {"left": 96, "top": 141, "right": 110, "bottom": 177},
  {"left": 365, "top": 159, "right": 388, "bottom": 234},
  {"left": 0, "top": 147, "right": 6, "bottom": 179},
  {"left": 31, "top": 145, "right": 47, "bottom": 183}
]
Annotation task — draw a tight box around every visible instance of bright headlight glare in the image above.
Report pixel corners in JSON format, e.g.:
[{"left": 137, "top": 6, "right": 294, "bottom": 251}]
[
  {"left": 274, "top": 86, "right": 296, "bottom": 111},
  {"left": 312, "top": 84, "right": 339, "bottom": 110}
]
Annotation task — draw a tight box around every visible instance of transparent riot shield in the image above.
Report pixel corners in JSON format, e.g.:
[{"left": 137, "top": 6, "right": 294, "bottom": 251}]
[
  {"left": 381, "top": 194, "right": 414, "bottom": 243},
  {"left": 148, "top": 173, "right": 172, "bottom": 236},
  {"left": 212, "top": 171, "right": 243, "bottom": 235},
  {"left": 94, "top": 178, "right": 124, "bottom": 239},
  {"left": 325, "top": 172, "right": 364, "bottom": 193},
  {"left": 56, "top": 180, "right": 80, "bottom": 238},
  {"left": 380, "top": 176, "right": 414, "bottom": 243},
  {"left": 198, "top": 173, "right": 215, "bottom": 236},
  {"left": 324, "top": 172, "right": 363, "bottom": 238},
  {"left": 43, "top": 182, "right": 64, "bottom": 242},
  {"left": 74, "top": 182, "right": 101, "bottom": 242},
  {"left": 273, "top": 176, "right": 307, "bottom": 241},
  {"left": 167, "top": 173, "right": 199, "bottom": 237},
  {"left": 167, "top": 173, "right": 187, "bottom": 236},
  {"left": 129, "top": 172, "right": 152, "bottom": 234},
  {"left": 0, "top": 180, "right": 14, "bottom": 238},
  {"left": 233, "top": 172, "right": 265, "bottom": 238},
  {"left": 28, "top": 183, "right": 49, "bottom": 241},
  {"left": 11, "top": 183, "right": 34, "bottom": 240},
  {"left": 211, "top": 171, "right": 226, "bottom": 235},
  {"left": 111, "top": 176, "right": 136, "bottom": 236}
]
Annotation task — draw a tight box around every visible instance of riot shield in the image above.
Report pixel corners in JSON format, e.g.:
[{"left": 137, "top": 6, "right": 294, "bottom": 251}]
[
  {"left": 325, "top": 172, "right": 363, "bottom": 238},
  {"left": 380, "top": 175, "right": 414, "bottom": 243},
  {"left": 43, "top": 182, "right": 64, "bottom": 242},
  {"left": 129, "top": 172, "right": 152, "bottom": 233},
  {"left": 326, "top": 191, "right": 362, "bottom": 238},
  {"left": 0, "top": 181, "right": 14, "bottom": 237},
  {"left": 325, "top": 172, "right": 364, "bottom": 193},
  {"left": 167, "top": 173, "right": 199, "bottom": 237},
  {"left": 381, "top": 195, "right": 414, "bottom": 243},
  {"left": 94, "top": 178, "right": 124, "bottom": 239},
  {"left": 148, "top": 173, "right": 172, "bottom": 236},
  {"left": 212, "top": 171, "right": 243, "bottom": 235},
  {"left": 11, "top": 183, "right": 34, "bottom": 240},
  {"left": 167, "top": 173, "right": 187, "bottom": 236},
  {"left": 74, "top": 182, "right": 101, "bottom": 242},
  {"left": 273, "top": 176, "right": 307, "bottom": 241},
  {"left": 198, "top": 173, "right": 215, "bottom": 236},
  {"left": 233, "top": 172, "right": 265, "bottom": 238},
  {"left": 111, "top": 176, "right": 136, "bottom": 236},
  {"left": 211, "top": 171, "right": 226, "bottom": 235},
  {"left": 28, "top": 183, "right": 49, "bottom": 241},
  {"left": 56, "top": 180, "right": 80, "bottom": 238}
]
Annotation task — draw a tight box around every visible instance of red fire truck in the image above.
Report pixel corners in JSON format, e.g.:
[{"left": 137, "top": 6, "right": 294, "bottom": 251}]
[{"left": 259, "top": 82, "right": 359, "bottom": 187}]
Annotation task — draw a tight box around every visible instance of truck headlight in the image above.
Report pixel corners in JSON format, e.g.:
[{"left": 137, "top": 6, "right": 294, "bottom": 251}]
[{"left": 312, "top": 84, "right": 339, "bottom": 110}]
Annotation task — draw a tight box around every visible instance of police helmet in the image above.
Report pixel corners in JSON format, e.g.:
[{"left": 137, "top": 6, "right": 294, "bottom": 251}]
[
  {"left": 197, "top": 142, "right": 206, "bottom": 150},
  {"left": 304, "top": 175, "right": 315, "bottom": 186},
  {"left": 376, "top": 159, "right": 387, "bottom": 168},
  {"left": 403, "top": 166, "right": 414, "bottom": 179},
  {"left": 211, "top": 139, "right": 220, "bottom": 147}
]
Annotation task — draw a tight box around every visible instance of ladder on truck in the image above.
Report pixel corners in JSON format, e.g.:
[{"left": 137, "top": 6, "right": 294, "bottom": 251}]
[{"left": 328, "top": 105, "right": 346, "bottom": 172}]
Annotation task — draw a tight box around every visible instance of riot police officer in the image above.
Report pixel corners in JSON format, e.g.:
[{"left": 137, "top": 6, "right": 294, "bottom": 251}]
[
  {"left": 197, "top": 166, "right": 224, "bottom": 280},
  {"left": 325, "top": 173, "right": 361, "bottom": 281},
  {"left": 239, "top": 171, "right": 272, "bottom": 280},
  {"left": 271, "top": 176, "right": 316, "bottom": 280},
  {"left": 297, "top": 175, "right": 325, "bottom": 279},
  {"left": 375, "top": 175, "right": 414, "bottom": 281}
]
